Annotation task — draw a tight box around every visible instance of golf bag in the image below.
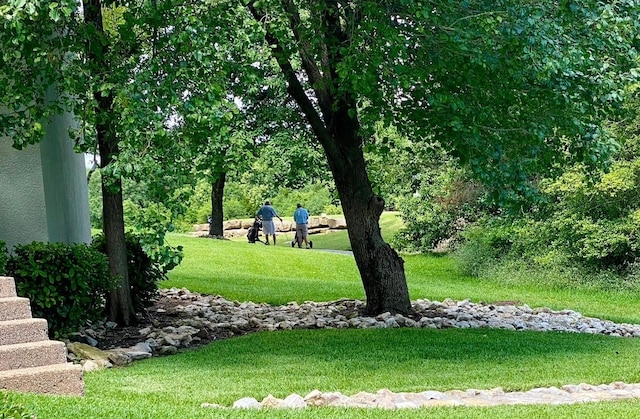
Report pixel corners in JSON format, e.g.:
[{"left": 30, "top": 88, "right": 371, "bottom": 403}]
[{"left": 247, "top": 218, "right": 263, "bottom": 244}]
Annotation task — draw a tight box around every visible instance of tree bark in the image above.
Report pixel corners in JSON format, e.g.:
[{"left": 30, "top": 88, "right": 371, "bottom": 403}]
[
  {"left": 209, "top": 171, "right": 226, "bottom": 237},
  {"left": 84, "top": 0, "right": 136, "bottom": 325},
  {"left": 323, "top": 111, "right": 413, "bottom": 316}
]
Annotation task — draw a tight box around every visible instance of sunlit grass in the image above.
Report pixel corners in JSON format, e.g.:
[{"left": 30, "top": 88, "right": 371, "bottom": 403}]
[
  {"left": 14, "top": 328, "right": 640, "bottom": 418},
  {"left": 13, "top": 213, "right": 640, "bottom": 417},
  {"left": 165, "top": 230, "right": 640, "bottom": 324}
]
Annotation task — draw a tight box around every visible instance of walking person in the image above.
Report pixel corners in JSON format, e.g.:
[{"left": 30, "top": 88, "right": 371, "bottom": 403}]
[
  {"left": 256, "top": 201, "right": 282, "bottom": 245},
  {"left": 293, "top": 203, "right": 312, "bottom": 249}
]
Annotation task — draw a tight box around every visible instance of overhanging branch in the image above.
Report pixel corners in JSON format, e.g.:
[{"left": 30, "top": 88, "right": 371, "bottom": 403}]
[{"left": 246, "top": 1, "right": 332, "bottom": 147}]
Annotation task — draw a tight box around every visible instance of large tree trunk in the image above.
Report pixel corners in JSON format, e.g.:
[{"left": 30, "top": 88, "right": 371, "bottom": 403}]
[
  {"left": 324, "top": 112, "right": 412, "bottom": 316},
  {"left": 85, "top": 0, "right": 136, "bottom": 326},
  {"left": 209, "top": 172, "right": 226, "bottom": 237},
  {"left": 96, "top": 98, "right": 136, "bottom": 326}
]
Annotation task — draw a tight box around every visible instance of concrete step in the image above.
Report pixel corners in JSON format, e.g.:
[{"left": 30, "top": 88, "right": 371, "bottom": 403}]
[
  {"left": 0, "top": 363, "right": 84, "bottom": 396},
  {"left": 0, "top": 340, "right": 68, "bottom": 372},
  {"left": 0, "top": 318, "right": 49, "bottom": 346},
  {"left": 0, "top": 276, "right": 17, "bottom": 298},
  {"left": 0, "top": 296, "right": 32, "bottom": 321}
]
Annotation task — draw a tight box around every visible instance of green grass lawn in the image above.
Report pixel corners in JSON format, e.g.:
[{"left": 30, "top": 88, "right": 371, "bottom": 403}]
[
  {"left": 166, "top": 229, "right": 640, "bottom": 325},
  {"left": 13, "top": 328, "right": 640, "bottom": 418},
  {"left": 11, "top": 214, "right": 640, "bottom": 418}
]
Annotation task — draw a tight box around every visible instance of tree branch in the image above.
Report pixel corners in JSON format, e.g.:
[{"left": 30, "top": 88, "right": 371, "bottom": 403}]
[{"left": 245, "top": 1, "right": 331, "bottom": 147}]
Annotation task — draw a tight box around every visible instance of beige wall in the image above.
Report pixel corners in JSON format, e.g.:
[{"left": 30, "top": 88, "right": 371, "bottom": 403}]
[
  {"left": 0, "top": 140, "right": 49, "bottom": 251},
  {"left": 0, "top": 91, "right": 90, "bottom": 251}
]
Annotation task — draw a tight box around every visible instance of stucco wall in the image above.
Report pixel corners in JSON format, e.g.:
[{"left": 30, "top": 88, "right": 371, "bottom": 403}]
[
  {"left": 39, "top": 110, "right": 91, "bottom": 245},
  {"left": 0, "top": 140, "right": 49, "bottom": 251}
]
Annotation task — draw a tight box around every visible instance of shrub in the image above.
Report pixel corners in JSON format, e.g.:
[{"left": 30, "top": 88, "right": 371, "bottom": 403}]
[
  {"left": 453, "top": 219, "right": 517, "bottom": 276},
  {"left": 0, "top": 391, "right": 36, "bottom": 419},
  {"left": 92, "top": 232, "right": 169, "bottom": 312},
  {"left": 393, "top": 180, "right": 487, "bottom": 253},
  {"left": 0, "top": 240, "right": 7, "bottom": 275},
  {"left": 6, "top": 242, "right": 113, "bottom": 338}
]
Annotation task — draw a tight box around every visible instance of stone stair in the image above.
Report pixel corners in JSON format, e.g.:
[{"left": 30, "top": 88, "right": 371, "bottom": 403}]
[{"left": 0, "top": 276, "right": 83, "bottom": 395}]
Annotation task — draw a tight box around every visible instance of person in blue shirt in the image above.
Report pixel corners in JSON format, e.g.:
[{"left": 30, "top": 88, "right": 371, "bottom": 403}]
[
  {"left": 293, "top": 203, "right": 312, "bottom": 249},
  {"left": 256, "top": 201, "right": 282, "bottom": 245}
]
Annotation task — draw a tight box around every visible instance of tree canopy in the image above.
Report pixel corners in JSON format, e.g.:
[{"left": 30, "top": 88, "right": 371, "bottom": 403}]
[{"left": 1, "top": 0, "right": 639, "bottom": 316}]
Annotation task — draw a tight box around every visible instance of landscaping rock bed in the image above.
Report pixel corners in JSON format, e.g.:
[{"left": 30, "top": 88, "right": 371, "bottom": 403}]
[
  {"left": 70, "top": 287, "right": 640, "bottom": 364},
  {"left": 66, "top": 288, "right": 640, "bottom": 408}
]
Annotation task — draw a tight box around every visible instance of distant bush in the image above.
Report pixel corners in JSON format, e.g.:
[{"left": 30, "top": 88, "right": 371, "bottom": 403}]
[
  {"left": 393, "top": 170, "right": 487, "bottom": 253},
  {"left": 323, "top": 204, "right": 343, "bottom": 215},
  {"left": 455, "top": 161, "right": 640, "bottom": 279},
  {"left": 6, "top": 242, "right": 113, "bottom": 337},
  {"left": 272, "top": 183, "right": 337, "bottom": 216}
]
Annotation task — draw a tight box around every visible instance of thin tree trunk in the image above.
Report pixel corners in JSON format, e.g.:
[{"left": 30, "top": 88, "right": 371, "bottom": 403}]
[
  {"left": 209, "top": 172, "right": 226, "bottom": 237},
  {"left": 84, "top": 0, "right": 136, "bottom": 325}
]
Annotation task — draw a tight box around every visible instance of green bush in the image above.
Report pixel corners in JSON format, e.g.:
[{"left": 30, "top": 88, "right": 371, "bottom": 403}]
[
  {"left": 0, "top": 240, "right": 7, "bottom": 275},
  {"left": 6, "top": 242, "right": 113, "bottom": 338},
  {"left": 0, "top": 391, "right": 36, "bottom": 419},
  {"left": 92, "top": 233, "right": 169, "bottom": 312},
  {"left": 272, "top": 183, "right": 336, "bottom": 216},
  {"left": 393, "top": 171, "right": 487, "bottom": 253},
  {"left": 453, "top": 219, "right": 519, "bottom": 276}
]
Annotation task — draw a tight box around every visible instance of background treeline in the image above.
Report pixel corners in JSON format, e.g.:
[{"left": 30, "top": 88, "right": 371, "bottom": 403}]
[
  {"left": 87, "top": 83, "right": 640, "bottom": 292},
  {"left": 396, "top": 84, "right": 640, "bottom": 289}
]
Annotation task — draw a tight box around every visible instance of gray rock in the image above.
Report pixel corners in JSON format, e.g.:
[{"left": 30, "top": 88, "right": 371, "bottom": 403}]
[{"left": 281, "top": 394, "right": 306, "bottom": 408}]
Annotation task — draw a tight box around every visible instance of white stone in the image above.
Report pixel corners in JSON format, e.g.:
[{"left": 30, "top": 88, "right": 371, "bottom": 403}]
[
  {"left": 281, "top": 394, "right": 306, "bottom": 408},
  {"left": 233, "top": 397, "right": 261, "bottom": 409}
]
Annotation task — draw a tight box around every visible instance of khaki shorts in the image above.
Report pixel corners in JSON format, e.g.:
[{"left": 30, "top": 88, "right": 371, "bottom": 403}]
[{"left": 262, "top": 220, "right": 276, "bottom": 235}]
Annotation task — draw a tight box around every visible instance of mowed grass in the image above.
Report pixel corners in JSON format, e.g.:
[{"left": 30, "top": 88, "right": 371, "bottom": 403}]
[
  {"left": 166, "top": 226, "right": 640, "bottom": 325},
  {"left": 12, "top": 213, "right": 640, "bottom": 418},
  {"left": 14, "top": 328, "right": 640, "bottom": 418}
]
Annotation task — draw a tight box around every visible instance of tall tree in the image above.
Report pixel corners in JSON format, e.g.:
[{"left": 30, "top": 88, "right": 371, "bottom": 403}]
[
  {"left": 83, "top": 0, "right": 136, "bottom": 325},
  {"left": 0, "top": 0, "right": 220, "bottom": 324},
  {"left": 245, "top": 1, "right": 413, "bottom": 315},
  {"left": 239, "top": 0, "right": 639, "bottom": 315}
]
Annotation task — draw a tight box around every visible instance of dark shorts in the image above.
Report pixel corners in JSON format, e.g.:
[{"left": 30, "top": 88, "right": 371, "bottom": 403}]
[{"left": 296, "top": 223, "right": 308, "bottom": 238}]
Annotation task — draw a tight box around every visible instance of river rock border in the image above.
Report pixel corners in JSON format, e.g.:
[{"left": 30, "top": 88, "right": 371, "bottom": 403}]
[
  {"left": 210, "top": 382, "right": 640, "bottom": 409},
  {"left": 69, "top": 288, "right": 640, "bottom": 408}
]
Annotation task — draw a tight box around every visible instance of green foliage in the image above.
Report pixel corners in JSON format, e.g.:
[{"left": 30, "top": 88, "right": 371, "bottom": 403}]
[
  {"left": 360, "top": 0, "right": 639, "bottom": 205},
  {"left": 456, "top": 160, "right": 640, "bottom": 278},
  {"left": 92, "top": 233, "right": 173, "bottom": 312},
  {"left": 0, "top": 391, "right": 36, "bottom": 419},
  {"left": 87, "top": 170, "right": 103, "bottom": 229},
  {"left": 173, "top": 179, "right": 339, "bottom": 231},
  {"left": 392, "top": 158, "right": 487, "bottom": 253},
  {"left": 454, "top": 219, "right": 533, "bottom": 277},
  {"left": 173, "top": 179, "right": 257, "bottom": 232},
  {"left": 88, "top": 169, "right": 184, "bottom": 273},
  {"left": 6, "top": 242, "right": 113, "bottom": 337},
  {"left": 271, "top": 183, "right": 338, "bottom": 216},
  {"left": 0, "top": 240, "right": 7, "bottom": 275}
]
